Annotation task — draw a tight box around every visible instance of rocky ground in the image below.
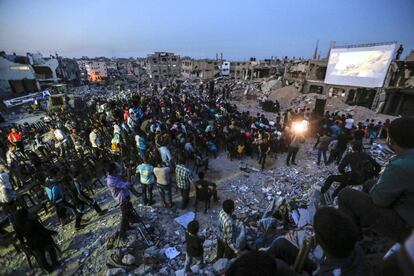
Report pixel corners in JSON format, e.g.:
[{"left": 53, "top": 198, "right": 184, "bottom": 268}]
[
  {"left": 1, "top": 137, "right": 345, "bottom": 275},
  {"left": 2, "top": 137, "right": 394, "bottom": 276}
]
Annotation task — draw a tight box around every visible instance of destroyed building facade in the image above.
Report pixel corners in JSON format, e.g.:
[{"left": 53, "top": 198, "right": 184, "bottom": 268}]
[
  {"left": 0, "top": 52, "right": 40, "bottom": 99},
  {"left": 283, "top": 57, "right": 414, "bottom": 116},
  {"left": 146, "top": 52, "right": 181, "bottom": 80},
  {"left": 181, "top": 58, "right": 219, "bottom": 80},
  {"left": 232, "top": 59, "right": 285, "bottom": 80},
  {"left": 77, "top": 58, "right": 109, "bottom": 83}
]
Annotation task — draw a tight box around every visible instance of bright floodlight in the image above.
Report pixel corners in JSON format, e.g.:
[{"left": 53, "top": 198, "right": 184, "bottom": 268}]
[{"left": 292, "top": 120, "right": 308, "bottom": 134}]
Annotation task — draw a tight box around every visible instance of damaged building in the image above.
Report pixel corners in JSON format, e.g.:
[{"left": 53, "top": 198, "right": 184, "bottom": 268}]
[
  {"left": 56, "top": 56, "right": 82, "bottom": 86},
  {"left": 374, "top": 58, "right": 414, "bottom": 116},
  {"left": 0, "top": 52, "right": 40, "bottom": 99},
  {"left": 28, "top": 53, "right": 59, "bottom": 90},
  {"left": 181, "top": 58, "right": 219, "bottom": 80},
  {"left": 232, "top": 59, "right": 285, "bottom": 80},
  {"left": 283, "top": 55, "right": 414, "bottom": 116},
  {"left": 146, "top": 52, "right": 181, "bottom": 80}
]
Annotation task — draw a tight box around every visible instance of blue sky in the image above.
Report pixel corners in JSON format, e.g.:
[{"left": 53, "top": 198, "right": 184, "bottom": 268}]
[{"left": 0, "top": 0, "right": 413, "bottom": 60}]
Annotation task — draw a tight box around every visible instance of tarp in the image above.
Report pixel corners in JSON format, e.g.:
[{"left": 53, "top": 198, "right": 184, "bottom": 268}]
[{"left": 3, "top": 90, "right": 50, "bottom": 108}]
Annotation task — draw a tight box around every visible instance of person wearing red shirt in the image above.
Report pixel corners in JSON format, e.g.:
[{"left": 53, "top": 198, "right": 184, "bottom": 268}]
[{"left": 7, "top": 128, "right": 24, "bottom": 152}]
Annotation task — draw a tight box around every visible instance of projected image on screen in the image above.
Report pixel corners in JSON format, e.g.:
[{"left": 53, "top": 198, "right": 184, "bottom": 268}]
[{"left": 325, "top": 44, "right": 396, "bottom": 88}]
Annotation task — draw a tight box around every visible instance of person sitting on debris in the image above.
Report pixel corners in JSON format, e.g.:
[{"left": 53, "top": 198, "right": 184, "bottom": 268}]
[
  {"left": 314, "top": 207, "right": 368, "bottom": 275},
  {"left": 50, "top": 126, "right": 68, "bottom": 157},
  {"left": 194, "top": 171, "right": 219, "bottom": 213},
  {"left": 106, "top": 162, "right": 140, "bottom": 239},
  {"left": 339, "top": 117, "right": 414, "bottom": 243},
  {"left": 267, "top": 207, "right": 367, "bottom": 276},
  {"left": 226, "top": 250, "right": 294, "bottom": 276},
  {"left": 175, "top": 155, "right": 193, "bottom": 209},
  {"left": 321, "top": 141, "right": 380, "bottom": 198},
  {"left": 380, "top": 231, "right": 414, "bottom": 276},
  {"left": 216, "top": 199, "right": 238, "bottom": 259},
  {"left": 184, "top": 220, "right": 205, "bottom": 273},
  {"left": 13, "top": 208, "right": 60, "bottom": 273},
  {"left": 136, "top": 158, "right": 155, "bottom": 206}
]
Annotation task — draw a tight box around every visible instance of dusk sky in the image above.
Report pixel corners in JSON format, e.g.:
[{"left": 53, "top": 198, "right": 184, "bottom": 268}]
[{"left": 0, "top": 0, "right": 413, "bottom": 60}]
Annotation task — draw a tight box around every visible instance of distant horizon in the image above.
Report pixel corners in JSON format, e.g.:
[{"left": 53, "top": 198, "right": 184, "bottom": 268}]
[
  {"left": 3, "top": 42, "right": 412, "bottom": 62},
  {"left": 1, "top": 0, "right": 413, "bottom": 61}
]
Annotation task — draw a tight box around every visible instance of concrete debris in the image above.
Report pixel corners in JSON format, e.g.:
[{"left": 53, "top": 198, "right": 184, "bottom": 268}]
[
  {"left": 203, "top": 239, "right": 214, "bottom": 248},
  {"left": 106, "top": 267, "right": 126, "bottom": 276},
  {"left": 122, "top": 254, "right": 136, "bottom": 266},
  {"left": 213, "top": 258, "right": 230, "bottom": 274},
  {"left": 191, "top": 264, "right": 201, "bottom": 274},
  {"left": 134, "top": 264, "right": 152, "bottom": 275},
  {"left": 174, "top": 268, "right": 186, "bottom": 276}
]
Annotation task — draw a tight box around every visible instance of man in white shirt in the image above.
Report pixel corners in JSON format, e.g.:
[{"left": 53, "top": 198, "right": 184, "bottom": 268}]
[
  {"left": 344, "top": 115, "right": 354, "bottom": 130},
  {"left": 89, "top": 127, "right": 102, "bottom": 159},
  {"left": 51, "top": 126, "right": 68, "bottom": 157},
  {"left": 154, "top": 163, "right": 173, "bottom": 208}
]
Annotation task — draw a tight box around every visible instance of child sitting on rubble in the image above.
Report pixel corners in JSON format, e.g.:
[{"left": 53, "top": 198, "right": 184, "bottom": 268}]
[{"left": 184, "top": 220, "right": 205, "bottom": 272}]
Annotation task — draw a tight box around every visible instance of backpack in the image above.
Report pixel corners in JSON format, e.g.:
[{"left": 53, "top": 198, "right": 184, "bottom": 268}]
[{"left": 45, "top": 179, "right": 63, "bottom": 203}]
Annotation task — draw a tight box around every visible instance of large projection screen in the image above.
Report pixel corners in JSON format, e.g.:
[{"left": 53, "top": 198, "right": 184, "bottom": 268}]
[{"left": 324, "top": 44, "right": 396, "bottom": 88}]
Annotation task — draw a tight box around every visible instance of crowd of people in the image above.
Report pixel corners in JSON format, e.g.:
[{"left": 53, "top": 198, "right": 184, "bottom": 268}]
[{"left": 0, "top": 81, "right": 412, "bottom": 275}]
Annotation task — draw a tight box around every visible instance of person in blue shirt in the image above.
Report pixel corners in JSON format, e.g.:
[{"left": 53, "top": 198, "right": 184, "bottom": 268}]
[
  {"left": 44, "top": 167, "right": 87, "bottom": 230},
  {"left": 330, "top": 121, "right": 341, "bottom": 138}
]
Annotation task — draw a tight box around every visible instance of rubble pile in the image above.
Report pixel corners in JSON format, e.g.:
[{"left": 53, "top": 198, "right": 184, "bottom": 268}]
[
  {"left": 267, "top": 86, "right": 300, "bottom": 109},
  {"left": 369, "top": 142, "right": 395, "bottom": 166}
]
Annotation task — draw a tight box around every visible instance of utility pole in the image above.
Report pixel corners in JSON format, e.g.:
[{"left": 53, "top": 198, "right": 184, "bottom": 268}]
[{"left": 313, "top": 40, "right": 319, "bottom": 60}]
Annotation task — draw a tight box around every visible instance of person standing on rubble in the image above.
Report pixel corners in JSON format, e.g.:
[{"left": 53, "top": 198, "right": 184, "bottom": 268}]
[
  {"left": 216, "top": 199, "right": 238, "bottom": 260},
  {"left": 338, "top": 117, "right": 414, "bottom": 243},
  {"left": 154, "top": 162, "right": 173, "bottom": 208},
  {"left": 327, "top": 128, "right": 351, "bottom": 165},
  {"left": 44, "top": 167, "right": 88, "bottom": 230},
  {"left": 258, "top": 137, "right": 270, "bottom": 170},
  {"left": 89, "top": 126, "right": 103, "bottom": 159},
  {"left": 106, "top": 162, "right": 140, "bottom": 239},
  {"left": 136, "top": 158, "right": 155, "bottom": 206},
  {"left": 7, "top": 128, "right": 24, "bottom": 153},
  {"left": 316, "top": 131, "right": 331, "bottom": 166},
  {"left": 286, "top": 130, "right": 304, "bottom": 166},
  {"left": 175, "top": 155, "right": 193, "bottom": 209}
]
